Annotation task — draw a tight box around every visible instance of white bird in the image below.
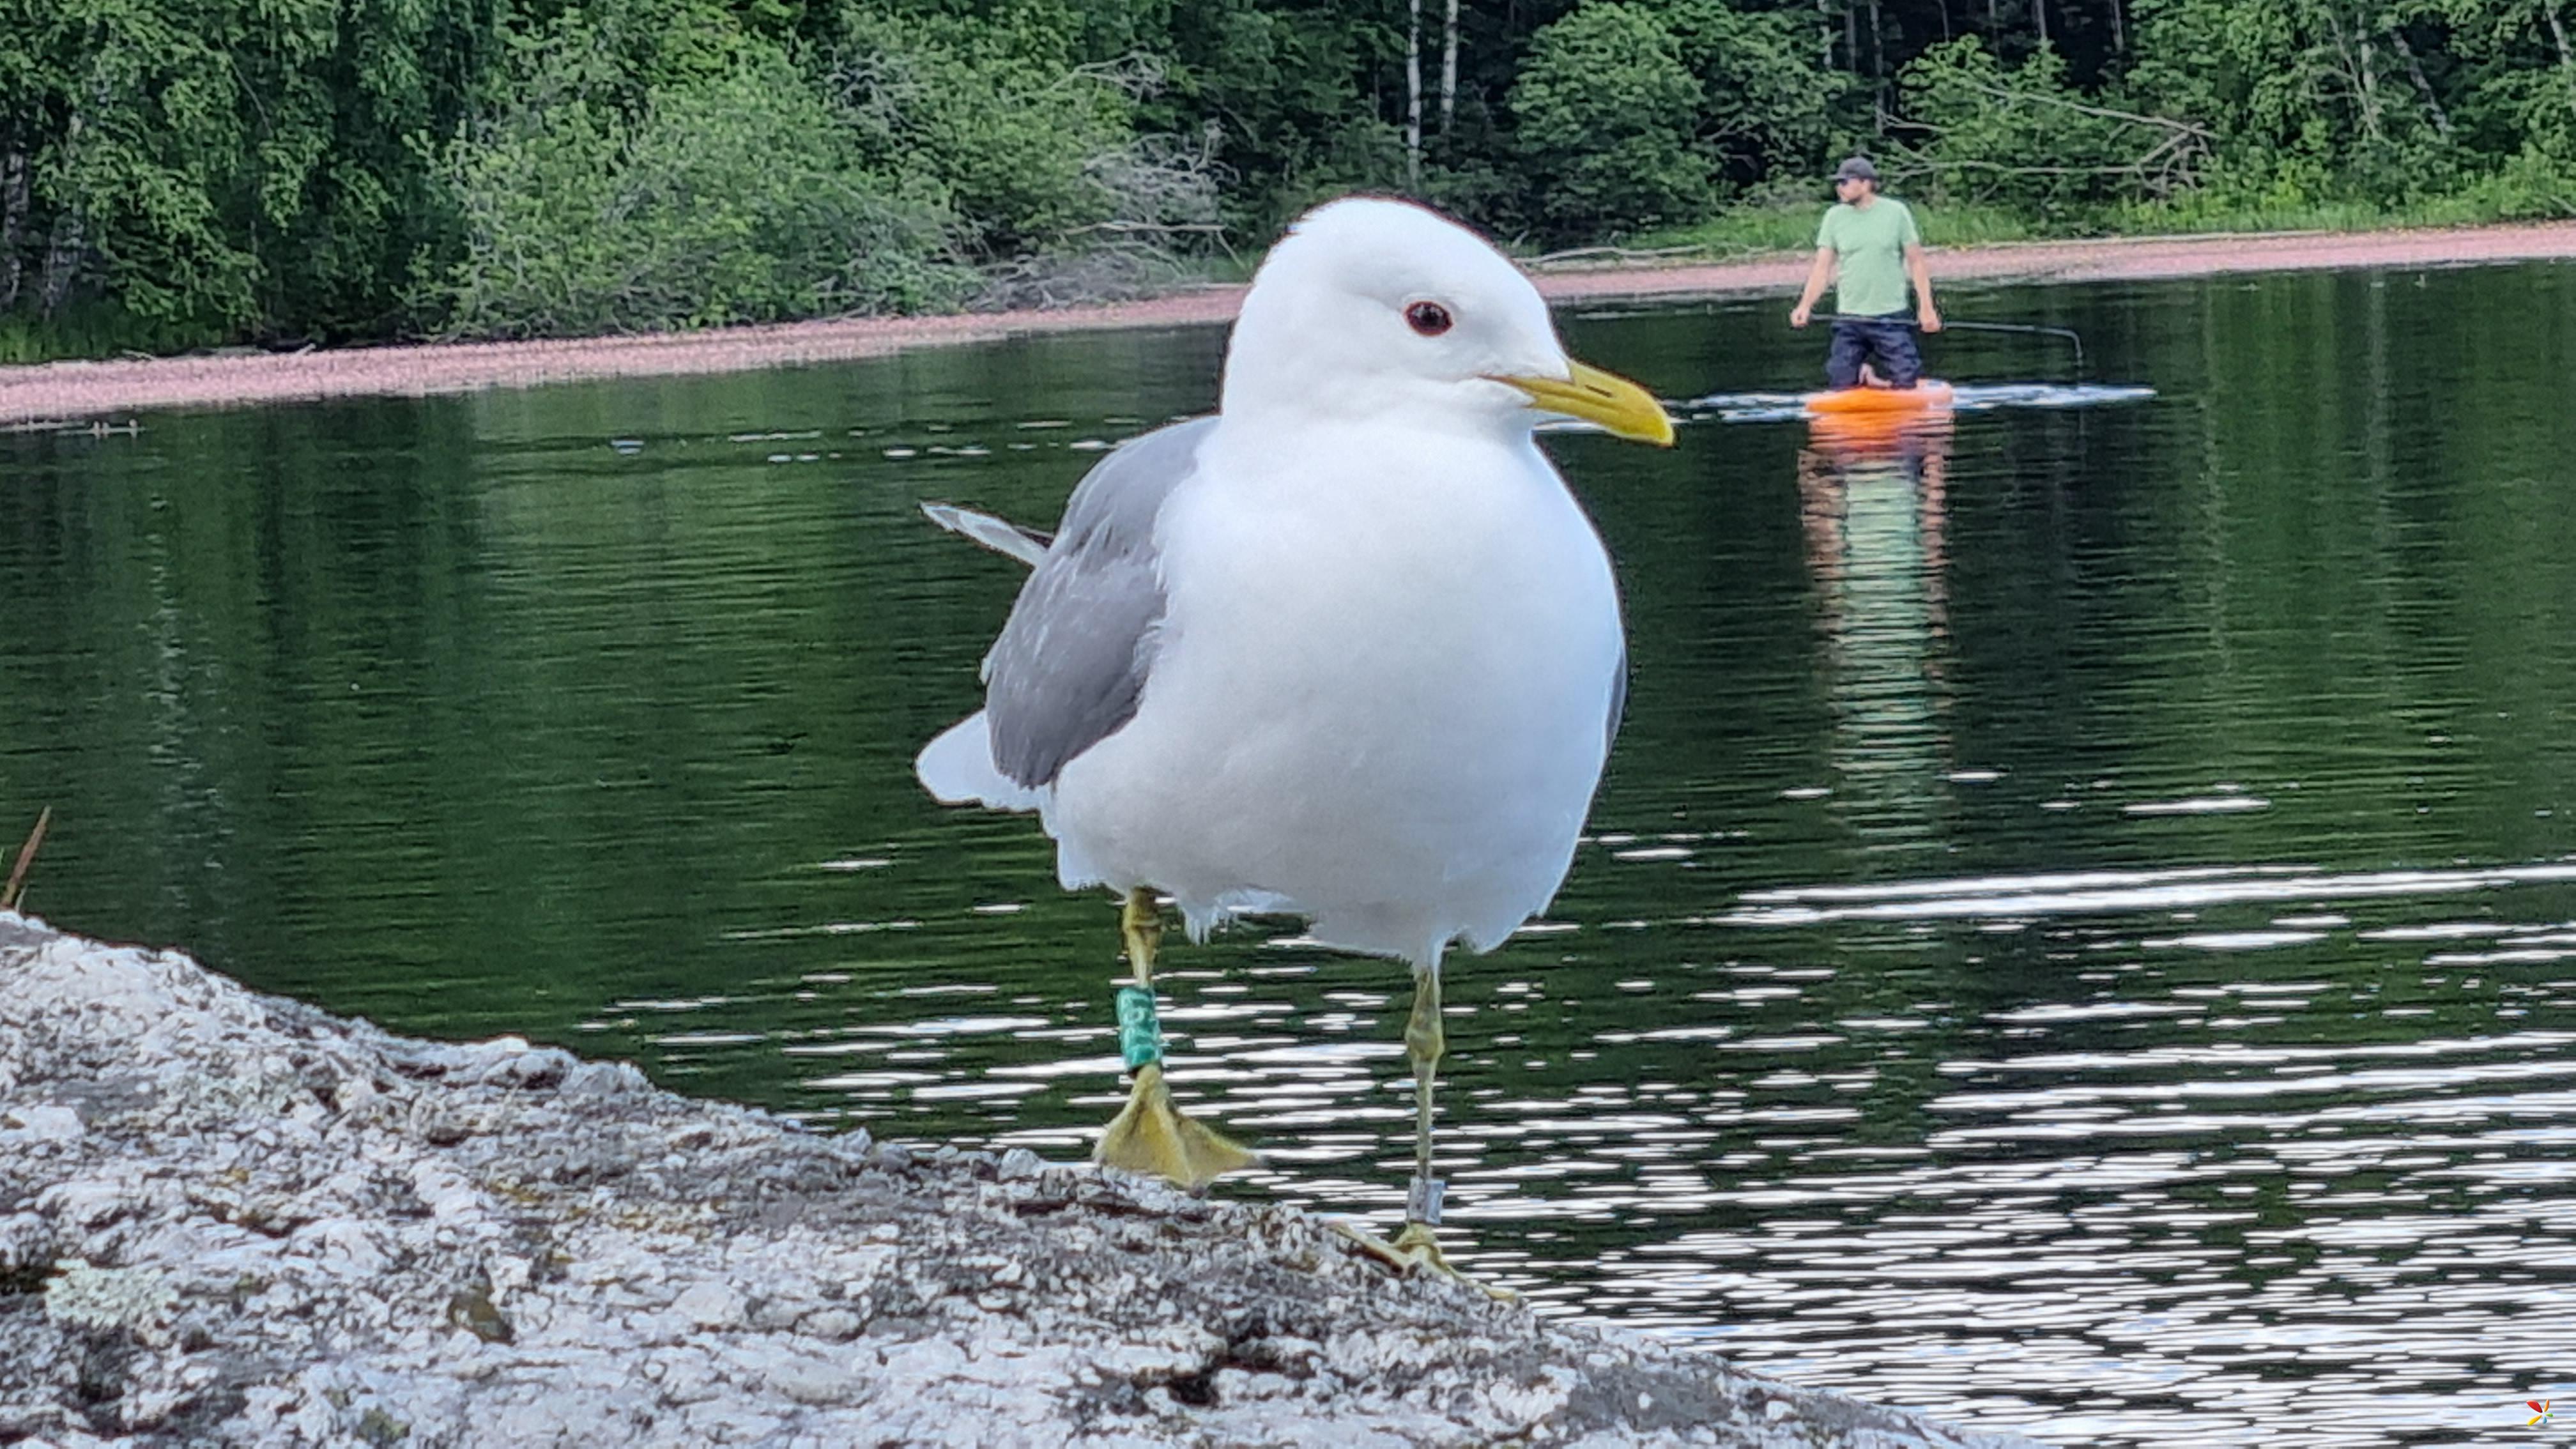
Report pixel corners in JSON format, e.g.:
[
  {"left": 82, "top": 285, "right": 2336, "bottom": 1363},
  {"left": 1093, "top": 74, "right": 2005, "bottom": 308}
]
[{"left": 916, "top": 195, "right": 1671, "bottom": 1276}]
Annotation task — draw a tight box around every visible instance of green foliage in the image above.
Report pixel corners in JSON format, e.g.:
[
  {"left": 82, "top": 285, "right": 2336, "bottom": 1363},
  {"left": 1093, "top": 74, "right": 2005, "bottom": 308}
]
[
  {"left": 1664, "top": 1, "right": 1853, "bottom": 190},
  {"left": 1898, "top": 38, "right": 2207, "bottom": 217},
  {"left": 2455, "top": 138, "right": 2576, "bottom": 215},
  {"left": 12, "top": 0, "right": 2576, "bottom": 356},
  {"left": 1512, "top": 3, "right": 1710, "bottom": 238},
  {"left": 2117, "top": 0, "right": 2576, "bottom": 210},
  {"left": 0, "top": 0, "right": 490, "bottom": 341},
  {"left": 1146, "top": 0, "right": 1398, "bottom": 234},
  {"left": 2124, "top": 0, "right": 2447, "bottom": 201},
  {"left": 0, "top": 298, "right": 229, "bottom": 364},
  {"left": 824, "top": 6, "right": 1140, "bottom": 256},
  {"left": 0, "top": 0, "right": 259, "bottom": 330},
  {"left": 433, "top": 45, "right": 969, "bottom": 337}
]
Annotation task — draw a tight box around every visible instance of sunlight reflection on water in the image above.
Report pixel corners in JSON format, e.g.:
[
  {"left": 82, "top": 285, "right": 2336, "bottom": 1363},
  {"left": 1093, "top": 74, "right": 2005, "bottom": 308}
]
[{"left": 604, "top": 856, "right": 2576, "bottom": 1446}]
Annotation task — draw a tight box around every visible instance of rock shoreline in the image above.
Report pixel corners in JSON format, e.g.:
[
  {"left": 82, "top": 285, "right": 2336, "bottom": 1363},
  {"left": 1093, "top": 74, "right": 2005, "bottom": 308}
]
[{"left": 0, "top": 914, "right": 2044, "bottom": 1447}]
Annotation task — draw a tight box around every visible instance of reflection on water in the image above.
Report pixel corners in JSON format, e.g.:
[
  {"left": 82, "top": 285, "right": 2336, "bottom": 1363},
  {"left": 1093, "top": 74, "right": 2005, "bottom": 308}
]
[
  {"left": 7, "top": 265, "right": 2576, "bottom": 1445},
  {"left": 1801, "top": 422, "right": 1953, "bottom": 868}
]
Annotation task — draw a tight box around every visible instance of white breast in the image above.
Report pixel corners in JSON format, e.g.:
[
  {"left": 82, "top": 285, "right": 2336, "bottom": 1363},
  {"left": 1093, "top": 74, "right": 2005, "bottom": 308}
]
[{"left": 1046, "top": 419, "right": 1625, "bottom": 965}]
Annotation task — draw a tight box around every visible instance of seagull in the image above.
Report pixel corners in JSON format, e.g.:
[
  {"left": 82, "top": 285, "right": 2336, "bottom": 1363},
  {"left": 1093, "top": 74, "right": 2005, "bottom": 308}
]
[{"left": 916, "top": 195, "right": 1673, "bottom": 1276}]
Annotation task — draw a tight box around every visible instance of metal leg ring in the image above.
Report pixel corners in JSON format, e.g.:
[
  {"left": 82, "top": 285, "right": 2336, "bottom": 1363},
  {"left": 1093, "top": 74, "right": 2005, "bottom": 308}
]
[{"left": 1405, "top": 1174, "right": 1446, "bottom": 1227}]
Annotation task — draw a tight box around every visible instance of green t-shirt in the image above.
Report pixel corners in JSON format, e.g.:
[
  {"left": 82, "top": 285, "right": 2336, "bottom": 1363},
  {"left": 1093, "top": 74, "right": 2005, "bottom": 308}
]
[{"left": 1816, "top": 197, "right": 1921, "bottom": 317}]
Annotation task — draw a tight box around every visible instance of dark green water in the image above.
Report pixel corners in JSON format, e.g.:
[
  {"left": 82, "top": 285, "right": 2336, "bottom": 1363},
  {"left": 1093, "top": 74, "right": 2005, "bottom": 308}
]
[{"left": 7, "top": 264, "right": 2576, "bottom": 1445}]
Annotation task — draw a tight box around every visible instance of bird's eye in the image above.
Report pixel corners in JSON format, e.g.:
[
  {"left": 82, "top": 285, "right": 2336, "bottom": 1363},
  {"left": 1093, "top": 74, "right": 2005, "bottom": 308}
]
[{"left": 1405, "top": 301, "right": 1453, "bottom": 337}]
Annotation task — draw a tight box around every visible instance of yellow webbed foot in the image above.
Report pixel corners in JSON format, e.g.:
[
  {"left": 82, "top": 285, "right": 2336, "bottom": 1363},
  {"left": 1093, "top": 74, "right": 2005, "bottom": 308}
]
[
  {"left": 1333, "top": 1220, "right": 1519, "bottom": 1302},
  {"left": 1095, "top": 1063, "right": 1259, "bottom": 1192}
]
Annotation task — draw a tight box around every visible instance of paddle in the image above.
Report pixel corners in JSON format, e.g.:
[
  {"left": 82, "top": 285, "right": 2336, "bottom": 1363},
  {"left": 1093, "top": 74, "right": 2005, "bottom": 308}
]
[{"left": 1825, "top": 314, "right": 2086, "bottom": 378}]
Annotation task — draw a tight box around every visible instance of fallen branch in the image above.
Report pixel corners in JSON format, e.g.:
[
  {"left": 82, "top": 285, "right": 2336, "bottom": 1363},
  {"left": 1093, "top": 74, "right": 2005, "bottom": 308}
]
[
  {"left": 1932, "top": 78, "right": 2211, "bottom": 138},
  {"left": 1527, "top": 243, "right": 1717, "bottom": 271},
  {"left": 1056, "top": 220, "right": 1229, "bottom": 237},
  {"left": 4, "top": 806, "right": 50, "bottom": 911}
]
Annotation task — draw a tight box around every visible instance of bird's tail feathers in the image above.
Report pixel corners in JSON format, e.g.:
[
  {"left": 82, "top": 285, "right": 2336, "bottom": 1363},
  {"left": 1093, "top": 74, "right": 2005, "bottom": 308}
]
[
  {"left": 915, "top": 712, "right": 1046, "bottom": 812},
  {"left": 919, "top": 502, "right": 1051, "bottom": 569}
]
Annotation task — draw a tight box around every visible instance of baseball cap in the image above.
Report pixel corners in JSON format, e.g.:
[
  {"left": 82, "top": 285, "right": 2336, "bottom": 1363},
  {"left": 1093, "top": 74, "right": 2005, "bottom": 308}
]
[{"left": 1833, "top": 157, "right": 1880, "bottom": 183}]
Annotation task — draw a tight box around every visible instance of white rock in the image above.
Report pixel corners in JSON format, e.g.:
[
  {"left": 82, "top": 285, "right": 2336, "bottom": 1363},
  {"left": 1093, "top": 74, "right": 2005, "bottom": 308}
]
[
  {"left": 673, "top": 1279, "right": 746, "bottom": 1329},
  {"left": 3, "top": 1103, "right": 82, "bottom": 1139},
  {"left": 760, "top": 1352, "right": 861, "bottom": 1406}
]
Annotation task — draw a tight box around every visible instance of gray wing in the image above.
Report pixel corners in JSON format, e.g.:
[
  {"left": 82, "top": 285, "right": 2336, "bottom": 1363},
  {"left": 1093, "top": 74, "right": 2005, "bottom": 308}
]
[
  {"left": 984, "top": 417, "right": 1215, "bottom": 790},
  {"left": 1607, "top": 641, "right": 1629, "bottom": 749}
]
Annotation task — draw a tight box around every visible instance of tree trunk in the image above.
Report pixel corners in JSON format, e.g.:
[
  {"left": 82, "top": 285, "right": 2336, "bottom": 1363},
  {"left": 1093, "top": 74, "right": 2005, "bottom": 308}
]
[
  {"left": 2389, "top": 27, "right": 2453, "bottom": 139},
  {"left": 2324, "top": 8, "right": 2384, "bottom": 141},
  {"left": 0, "top": 148, "right": 26, "bottom": 313},
  {"left": 39, "top": 211, "right": 82, "bottom": 318},
  {"left": 1867, "top": 0, "right": 1889, "bottom": 122},
  {"left": 2033, "top": 0, "right": 2048, "bottom": 49},
  {"left": 2546, "top": 1, "right": 2576, "bottom": 129},
  {"left": 2108, "top": 0, "right": 2126, "bottom": 58},
  {"left": 1820, "top": 0, "right": 1836, "bottom": 68},
  {"left": 1405, "top": 0, "right": 1423, "bottom": 190},
  {"left": 1440, "top": 0, "right": 1459, "bottom": 135},
  {"left": 37, "top": 113, "right": 80, "bottom": 318},
  {"left": 2357, "top": 29, "right": 2386, "bottom": 140}
]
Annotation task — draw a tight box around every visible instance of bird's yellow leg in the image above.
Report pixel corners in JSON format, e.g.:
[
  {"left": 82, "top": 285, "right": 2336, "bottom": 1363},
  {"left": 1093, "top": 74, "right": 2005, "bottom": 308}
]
[
  {"left": 1094, "top": 888, "right": 1258, "bottom": 1192},
  {"left": 1335, "top": 967, "right": 1514, "bottom": 1299}
]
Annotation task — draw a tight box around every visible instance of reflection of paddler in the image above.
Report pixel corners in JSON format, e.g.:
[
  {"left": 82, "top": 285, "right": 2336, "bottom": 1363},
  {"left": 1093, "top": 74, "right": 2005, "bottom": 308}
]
[
  {"left": 1797, "top": 430, "right": 1949, "bottom": 606},
  {"left": 1788, "top": 157, "right": 1942, "bottom": 390},
  {"left": 1798, "top": 429, "right": 1954, "bottom": 863}
]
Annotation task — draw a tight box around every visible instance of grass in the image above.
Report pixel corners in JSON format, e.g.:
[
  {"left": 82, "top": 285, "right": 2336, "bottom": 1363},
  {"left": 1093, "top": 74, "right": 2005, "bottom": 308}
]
[
  {"left": 0, "top": 302, "right": 231, "bottom": 367},
  {"left": 1623, "top": 199, "right": 2038, "bottom": 260},
  {"left": 1632, "top": 188, "right": 2561, "bottom": 264}
]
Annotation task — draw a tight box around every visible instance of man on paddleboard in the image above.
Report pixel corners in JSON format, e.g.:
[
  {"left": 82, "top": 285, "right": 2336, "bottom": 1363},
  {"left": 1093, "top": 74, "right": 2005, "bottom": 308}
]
[{"left": 1790, "top": 157, "right": 1942, "bottom": 388}]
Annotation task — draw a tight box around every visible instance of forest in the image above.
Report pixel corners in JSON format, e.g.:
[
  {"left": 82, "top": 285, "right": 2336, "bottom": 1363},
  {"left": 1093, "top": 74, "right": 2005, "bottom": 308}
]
[{"left": 5, "top": 0, "right": 2575, "bottom": 355}]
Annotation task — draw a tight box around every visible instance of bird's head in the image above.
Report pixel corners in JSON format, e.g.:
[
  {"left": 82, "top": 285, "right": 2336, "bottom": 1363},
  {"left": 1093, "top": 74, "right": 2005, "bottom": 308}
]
[{"left": 1220, "top": 197, "right": 1675, "bottom": 448}]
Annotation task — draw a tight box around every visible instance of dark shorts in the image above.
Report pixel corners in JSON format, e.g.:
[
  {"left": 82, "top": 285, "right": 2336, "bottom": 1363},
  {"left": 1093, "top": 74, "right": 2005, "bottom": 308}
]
[{"left": 1827, "top": 313, "right": 1923, "bottom": 389}]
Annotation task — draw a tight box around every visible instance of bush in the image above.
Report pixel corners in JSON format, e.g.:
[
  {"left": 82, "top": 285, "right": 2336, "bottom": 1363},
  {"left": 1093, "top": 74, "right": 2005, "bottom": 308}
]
[
  {"left": 2123, "top": 0, "right": 2460, "bottom": 208},
  {"left": 1144, "top": 0, "right": 1396, "bottom": 240},
  {"left": 822, "top": 6, "right": 1222, "bottom": 303},
  {"left": 827, "top": 9, "right": 1146, "bottom": 257},
  {"left": 1511, "top": 4, "right": 1711, "bottom": 240},
  {"left": 2456, "top": 141, "right": 2576, "bottom": 219},
  {"left": 431, "top": 45, "right": 968, "bottom": 338},
  {"left": 1896, "top": 38, "right": 2208, "bottom": 217},
  {"left": 1663, "top": 0, "right": 1853, "bottom": 192}
]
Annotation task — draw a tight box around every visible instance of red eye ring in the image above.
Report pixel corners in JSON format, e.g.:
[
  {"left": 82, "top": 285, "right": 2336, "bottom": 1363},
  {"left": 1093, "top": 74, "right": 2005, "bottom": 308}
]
[{"left": 1405, "top": 301, "right": 1453, "bottom": 337}]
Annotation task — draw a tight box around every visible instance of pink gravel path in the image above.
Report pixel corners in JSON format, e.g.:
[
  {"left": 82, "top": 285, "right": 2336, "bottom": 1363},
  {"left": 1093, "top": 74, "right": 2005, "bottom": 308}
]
[{"left": 6, "top": 221, "right": 2573, "bottom": 425}]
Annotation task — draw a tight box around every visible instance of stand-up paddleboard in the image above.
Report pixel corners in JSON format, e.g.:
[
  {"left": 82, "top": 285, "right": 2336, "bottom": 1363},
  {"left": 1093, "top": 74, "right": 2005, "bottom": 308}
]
[
  {"left": 1804, "top": 379, "right": 1956, "bottom": 455},
  {"left": 1804, "top": 379, "right": 1956, "bottom": 417}
]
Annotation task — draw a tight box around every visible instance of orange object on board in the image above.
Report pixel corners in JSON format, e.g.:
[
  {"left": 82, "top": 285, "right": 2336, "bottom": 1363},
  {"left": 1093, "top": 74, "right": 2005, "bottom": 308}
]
[
  {"left": 1804, "top": 380, "right": 1955, "bottom": 458},
  {"left": 1804, "top": 379, "right": 1956, "bottom": 416}
]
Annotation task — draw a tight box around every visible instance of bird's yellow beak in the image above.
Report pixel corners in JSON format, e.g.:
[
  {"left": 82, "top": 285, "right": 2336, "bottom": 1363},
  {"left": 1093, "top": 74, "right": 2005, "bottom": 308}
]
[{"left": 1497, "top": 361, "right": 1676, "bottom": 447}]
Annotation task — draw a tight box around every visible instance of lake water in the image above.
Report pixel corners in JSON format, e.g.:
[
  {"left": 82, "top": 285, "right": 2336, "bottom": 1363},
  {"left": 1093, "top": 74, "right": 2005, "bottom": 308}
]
[{"left": 6, "top": 263, "right": 2575, "bottom": 1445}]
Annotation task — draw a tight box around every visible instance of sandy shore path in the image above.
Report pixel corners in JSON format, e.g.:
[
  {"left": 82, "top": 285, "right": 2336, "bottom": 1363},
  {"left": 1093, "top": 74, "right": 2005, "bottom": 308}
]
[{"left": 7, "top": 220, "right": 2573, "bottom": 425}]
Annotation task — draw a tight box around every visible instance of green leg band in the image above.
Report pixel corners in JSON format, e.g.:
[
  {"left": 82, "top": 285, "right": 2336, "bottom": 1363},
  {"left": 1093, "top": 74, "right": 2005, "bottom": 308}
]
[{"left": 1116, "top": 985, "right": 1163, "bottom": 1070}]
